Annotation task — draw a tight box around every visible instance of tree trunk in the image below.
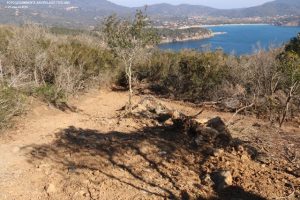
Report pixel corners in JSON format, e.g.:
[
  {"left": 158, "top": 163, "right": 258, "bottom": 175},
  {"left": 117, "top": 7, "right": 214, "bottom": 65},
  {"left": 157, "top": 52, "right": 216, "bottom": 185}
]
[
  {"left": 34, "top": 67, "right": 39, "bottom": 86},
  {"left": 279, "top": 82, "right": 298, "bottom": 127},
  {"left": 0, "top": 60, "right": 3, "bottom": 82},
  {"left": 128, "top": 63, "right": 133, "bottom": 113}
]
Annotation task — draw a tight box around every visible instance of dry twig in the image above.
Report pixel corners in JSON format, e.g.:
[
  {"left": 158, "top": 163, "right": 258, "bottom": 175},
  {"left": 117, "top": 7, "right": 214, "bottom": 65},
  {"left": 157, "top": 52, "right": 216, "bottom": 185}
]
[{"left": 226, "top": 103, "right": 255, "bottom": 127}]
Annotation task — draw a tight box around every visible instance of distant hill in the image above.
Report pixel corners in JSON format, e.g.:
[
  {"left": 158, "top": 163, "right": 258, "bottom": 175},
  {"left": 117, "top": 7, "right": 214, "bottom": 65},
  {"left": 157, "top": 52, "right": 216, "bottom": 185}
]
[
  {"left": 0, "top": 0, "right": 299, "bottom": 27},
  {"left": 0, "top": 0, "right": 131, "bottom": 27},
  {"left": 214, "top": 0, "right": 300, "bottom": 18},
  {"left": 143, "top": 3, "right": 216, "bottom": 18},
  {"left": 145, "top": 0, "right": 300, "bottom": 18}
]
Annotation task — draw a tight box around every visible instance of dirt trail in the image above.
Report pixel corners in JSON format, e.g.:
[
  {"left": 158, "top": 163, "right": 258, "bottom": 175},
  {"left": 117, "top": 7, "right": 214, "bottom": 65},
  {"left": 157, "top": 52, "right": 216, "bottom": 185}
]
[
  {"left": 0, "top": 90, "right": 130, "bottom": 199},
  {"left": 0, "top": 90, "right": 299, "bottom": 200}
]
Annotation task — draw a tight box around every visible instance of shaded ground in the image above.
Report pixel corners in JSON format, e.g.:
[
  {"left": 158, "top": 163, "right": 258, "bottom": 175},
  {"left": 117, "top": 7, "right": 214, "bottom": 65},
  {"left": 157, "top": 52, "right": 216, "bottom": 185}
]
[{"left": 0, "top": 90, "right": 299, "bottom": 199}]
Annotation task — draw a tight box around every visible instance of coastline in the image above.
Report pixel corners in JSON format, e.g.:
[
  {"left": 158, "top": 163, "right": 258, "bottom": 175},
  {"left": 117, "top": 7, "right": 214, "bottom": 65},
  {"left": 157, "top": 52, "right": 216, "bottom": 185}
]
[
  {"left": 175, "top": 23, "right": 270, "bottom": 30},
  {"left": 159, "top": 31, "right": 226, "bottom": 44},
  {"left": 200, "top": 23, "right": 269, "bottom": 27}
]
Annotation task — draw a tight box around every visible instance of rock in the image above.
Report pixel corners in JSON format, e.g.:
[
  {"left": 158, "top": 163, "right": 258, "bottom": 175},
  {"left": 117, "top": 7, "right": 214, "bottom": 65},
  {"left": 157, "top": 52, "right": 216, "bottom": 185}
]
[
  {"left": 92, "top": 170, "right": 100, "bottom": 176},
  {"left": 197, "top": 127, "right": 220, "bottom": 143},
  {"left": 292, "top": 168, "right": 300, "bottom": 177},
  {"left": 241, "top": 154, "right": 250, "bottom": 162},
  {"left": 136, "top": 103, "right": 147, "bottom": 112},
  {"left": 158, "top": 151, "right": 167, "bottom": 155},
  {"left": 201, "top": 174, "right": 213, "bottom": 186},
  {"left": 212, "top": 170, "right": 233, "bottom": 191},
  {"left": 220, "top": 98, "right": 241, "bottom": 111},
  {"left": 213, "top": 149, "right": 224, "bottom": 157},
  {"left": 45, "top": 183, "right": 56, "bottom": 194},
  {"left": 172, "top": 110, "right": 182, "bottom": 120},
  {"left": 196, "top": 118, "right": 209, "bottom": 124},
  {"left": 256, "top": 153, "right": 271, "bottom": 164},
  {"left": 131, "top": 97, "right": 172, "bottom": 121},
  {"left": 164, "top": 118, "right": 173, "bottom": 126},
  {"left": 286, "top": 167, "right": 293, "bottom": 172},
  {"left": 206, "top": 117, "right": 226, "bottom": 133},
  {"left": 237, "top": 145, "right": 244, "bottom": 152},
  {"left": 193, "top": 117, "right": 232, "bottom": 147}
]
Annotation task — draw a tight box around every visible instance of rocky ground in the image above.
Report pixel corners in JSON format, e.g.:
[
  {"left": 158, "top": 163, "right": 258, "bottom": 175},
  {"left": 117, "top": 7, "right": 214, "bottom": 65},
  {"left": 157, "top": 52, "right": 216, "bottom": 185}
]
[{"left": 0, "top": 90, "right": 299, "bottom": 200}]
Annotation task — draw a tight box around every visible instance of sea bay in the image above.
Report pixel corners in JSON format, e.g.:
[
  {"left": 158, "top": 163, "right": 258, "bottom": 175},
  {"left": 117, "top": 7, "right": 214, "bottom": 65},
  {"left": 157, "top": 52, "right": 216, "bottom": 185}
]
[{"left": 158, "top": 25, "right": 300, "bottom": 55}]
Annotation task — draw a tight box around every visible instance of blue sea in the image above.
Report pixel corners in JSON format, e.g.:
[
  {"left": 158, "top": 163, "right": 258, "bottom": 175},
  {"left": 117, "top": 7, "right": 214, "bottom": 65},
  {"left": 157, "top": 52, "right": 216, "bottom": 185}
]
[{"left": 158, "top": 24, "right": 300, "bottom": 55}]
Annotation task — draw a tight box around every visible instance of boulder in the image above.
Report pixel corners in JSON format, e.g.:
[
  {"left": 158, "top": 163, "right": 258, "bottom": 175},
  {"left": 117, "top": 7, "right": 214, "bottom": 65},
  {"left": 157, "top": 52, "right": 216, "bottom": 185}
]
[
  {"left": 193, "top": 117, "right": 232, "bottom": 147},
  {"left": 131, "top": 97, "right": 172, "bottom": 121},
  {"left": 131, "top": 98, "right": 232, "bottom": 147},
  {"left": 206, "top": 117, "right": 226, "bottom": 133},
  {"left": 219, "top": 98, "right": 241, "bottom": 111},
  {"left": 212, "top": 170, "right": 233, "bottom": 191}
]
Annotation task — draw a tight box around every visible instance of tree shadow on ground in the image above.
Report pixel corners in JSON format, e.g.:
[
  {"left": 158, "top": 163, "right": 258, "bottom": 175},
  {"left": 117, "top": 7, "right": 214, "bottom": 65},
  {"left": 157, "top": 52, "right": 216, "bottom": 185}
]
[
  {"left": 25, "top": 124, "right": 267, "bottom": 200},
  {"left": 198, "top": 186, "right": 266, "bottom": 200}
]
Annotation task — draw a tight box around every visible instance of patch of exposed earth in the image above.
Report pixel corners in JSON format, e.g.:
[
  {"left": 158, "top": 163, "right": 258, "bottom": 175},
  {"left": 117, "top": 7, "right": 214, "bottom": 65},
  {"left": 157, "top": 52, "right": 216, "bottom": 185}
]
[{"left": 0, "top": 90, "right": 299, "bottom": 200}]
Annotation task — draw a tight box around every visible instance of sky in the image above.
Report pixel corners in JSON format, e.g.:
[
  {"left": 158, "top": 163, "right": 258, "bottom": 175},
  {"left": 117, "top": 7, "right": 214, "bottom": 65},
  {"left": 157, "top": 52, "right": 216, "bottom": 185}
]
[{"left": 109, "top": 0, "right": 274, "bottom": 9}]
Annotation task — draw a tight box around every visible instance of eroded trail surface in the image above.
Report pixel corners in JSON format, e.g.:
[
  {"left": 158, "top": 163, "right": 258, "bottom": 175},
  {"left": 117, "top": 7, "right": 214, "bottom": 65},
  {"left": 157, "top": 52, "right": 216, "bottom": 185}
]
[{"left": 0, "top": 90, "right": 299, "bottom": 200}]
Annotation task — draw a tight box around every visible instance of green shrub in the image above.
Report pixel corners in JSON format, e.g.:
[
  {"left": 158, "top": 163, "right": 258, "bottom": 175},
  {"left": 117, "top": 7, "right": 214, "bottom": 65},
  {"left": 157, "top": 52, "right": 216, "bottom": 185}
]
[
  {"left": 0, "top": 26, "right": 14, "bottom": 53},
  {"left": 34, "top": 85, "right": 66, "bottom": 106},
  {"left": 1, "top": 25, "right": 118, "bottom": 108},
  {"left": 0, "top": 86, "right": 25, "bottom": 129},
  {"left": 137, "top": 50, "right": 229, "bottom": 101}
]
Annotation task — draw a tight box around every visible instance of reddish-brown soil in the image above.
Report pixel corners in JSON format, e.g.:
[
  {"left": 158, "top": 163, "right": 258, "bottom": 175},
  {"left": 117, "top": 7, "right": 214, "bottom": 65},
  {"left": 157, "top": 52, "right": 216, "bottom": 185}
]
[{"left": 0, "top": 90, "right": 299, "bottom": 200}]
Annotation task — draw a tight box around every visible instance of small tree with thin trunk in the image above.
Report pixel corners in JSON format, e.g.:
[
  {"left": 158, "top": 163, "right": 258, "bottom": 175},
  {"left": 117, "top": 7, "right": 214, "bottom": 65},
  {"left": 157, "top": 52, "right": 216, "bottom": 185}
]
[
  {"left": 103, "top": 10, "right": 158, "bottom": 112},
  {"left": 276, "top": 34, "right": 300, "bottom": 127}
]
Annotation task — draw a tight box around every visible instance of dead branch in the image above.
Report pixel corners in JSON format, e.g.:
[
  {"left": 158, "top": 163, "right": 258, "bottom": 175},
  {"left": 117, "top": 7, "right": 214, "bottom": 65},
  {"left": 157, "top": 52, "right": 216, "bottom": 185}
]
[
  {"left": 191, "top": 108, "right": 205, "bottom": 118},
  {"left": 226, "top": 103, "right": 255, "bottom": 127},
  {"left": 284, "top": 145, "right": 297, "bottom": 163}
]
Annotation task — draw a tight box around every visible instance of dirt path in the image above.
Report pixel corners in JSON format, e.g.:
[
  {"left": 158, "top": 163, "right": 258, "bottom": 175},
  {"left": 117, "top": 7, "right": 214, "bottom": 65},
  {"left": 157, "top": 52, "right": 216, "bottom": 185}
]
[
  {"left": 0, "top": 90, "right": 299, "bottom": 200},
  {"left": 0, "top": 90, "right": 134, "bottom": 199}
]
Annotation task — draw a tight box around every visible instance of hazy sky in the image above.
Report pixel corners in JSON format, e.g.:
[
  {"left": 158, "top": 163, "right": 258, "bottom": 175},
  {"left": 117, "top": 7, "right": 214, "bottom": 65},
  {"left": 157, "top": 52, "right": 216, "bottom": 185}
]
[{"left": 109, "top": 0, "right": 274, "bottom": 9}]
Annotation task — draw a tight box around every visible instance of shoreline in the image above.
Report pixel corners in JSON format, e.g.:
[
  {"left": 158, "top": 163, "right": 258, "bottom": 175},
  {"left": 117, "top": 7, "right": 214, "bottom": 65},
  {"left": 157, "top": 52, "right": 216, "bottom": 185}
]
[
  {"left": 159, "top": 31, "right": 226, "bottom": 44},
  {"left": 200, "top": 23, "right": 269, "bottom": 27},
  {"left": 172, "top": 23, "right": 270, "bottom": 30}
]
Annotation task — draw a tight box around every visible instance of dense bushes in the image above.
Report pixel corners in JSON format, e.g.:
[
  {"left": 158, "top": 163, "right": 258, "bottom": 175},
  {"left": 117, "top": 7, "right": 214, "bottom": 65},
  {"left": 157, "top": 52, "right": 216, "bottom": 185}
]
[
  {"left": 135, "top": 36, "right": 300, "bottom": 124},
  {"left": 0, "top": 24, "right": 119, "bottom": 129},
  {"left": 0, "top": 24, "right": 117, "bottom": 105},
  {"left": 136, "top": 50, "right": 228, "bottom": 101}
]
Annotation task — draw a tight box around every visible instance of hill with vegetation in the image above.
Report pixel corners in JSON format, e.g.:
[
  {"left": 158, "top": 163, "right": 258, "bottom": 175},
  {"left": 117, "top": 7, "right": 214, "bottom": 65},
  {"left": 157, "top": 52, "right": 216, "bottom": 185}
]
[
  {"left": 156, "top": 27, "right": 213, "bottom": 43},
  {"left": 0, "top": 0, "right": 300, "bottom": 27}
]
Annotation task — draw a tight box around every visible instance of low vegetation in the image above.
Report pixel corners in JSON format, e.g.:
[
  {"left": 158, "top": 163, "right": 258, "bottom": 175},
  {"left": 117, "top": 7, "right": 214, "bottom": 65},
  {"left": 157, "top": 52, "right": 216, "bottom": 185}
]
[
  {"left": 0, "top": 15, "right": 299, "bottom": 130},
  {"left": 136, "top": 35, "right": 300, "bottom": 126},
  {"left": 0, "top": 85, "right": 25, "bottom": 129},
  {"left": 0, "top": 24, "right": 116, "bottom": 129}
]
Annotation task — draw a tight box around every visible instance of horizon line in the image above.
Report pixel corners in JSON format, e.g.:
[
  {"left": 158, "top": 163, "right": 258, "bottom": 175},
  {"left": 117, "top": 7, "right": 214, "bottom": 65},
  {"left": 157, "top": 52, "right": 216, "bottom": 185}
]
[{"left": 107, "top": 0, "right": 276, "bottom": 10}]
